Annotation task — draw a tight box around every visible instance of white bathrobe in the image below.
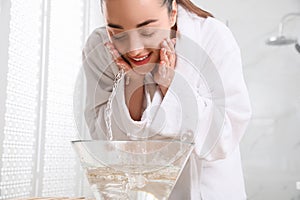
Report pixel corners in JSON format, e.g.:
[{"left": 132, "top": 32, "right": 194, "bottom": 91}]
[{"left": 82, "top": 5, "right": 252, "bottom": 200}]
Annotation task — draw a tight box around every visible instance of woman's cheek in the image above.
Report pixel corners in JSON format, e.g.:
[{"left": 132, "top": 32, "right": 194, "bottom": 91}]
[
  {"left": 113, "top": 41, "right": 128, "bottom": 55},
  {"left": 148, "top": 30, "right": 170, "bottom": 49}
]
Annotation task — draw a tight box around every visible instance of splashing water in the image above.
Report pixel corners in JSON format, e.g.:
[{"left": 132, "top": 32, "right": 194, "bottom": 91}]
[{"left": 105, "top": 69, "right": 125, "bottom": 140}]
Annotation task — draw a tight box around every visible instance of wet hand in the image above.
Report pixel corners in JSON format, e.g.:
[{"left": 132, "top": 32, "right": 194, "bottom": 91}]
[
  {"left": 105, "top": 42, "right": 131, "bottom": 72},
  {"left": 153, "top": 38, "right": 176, "bottom": 95}
]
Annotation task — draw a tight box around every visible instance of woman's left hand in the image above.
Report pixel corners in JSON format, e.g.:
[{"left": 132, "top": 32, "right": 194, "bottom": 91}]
[{"left": 153, "top": 38, "right": 177, "bottom": 96}]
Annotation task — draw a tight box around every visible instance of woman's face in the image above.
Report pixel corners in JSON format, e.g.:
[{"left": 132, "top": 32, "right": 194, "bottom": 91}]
[{"left": 103, "top": 0, "right": 177, "bottom": 74}]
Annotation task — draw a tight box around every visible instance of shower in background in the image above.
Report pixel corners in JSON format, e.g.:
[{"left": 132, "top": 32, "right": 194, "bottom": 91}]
[{"left": 266, "top": 12, "right": 300, "bottom": 53}]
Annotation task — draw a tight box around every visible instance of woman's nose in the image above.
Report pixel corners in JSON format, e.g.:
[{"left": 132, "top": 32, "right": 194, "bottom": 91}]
[
  {"left": 126, "top": 32, "right": 144, "bottom": 55},
  {"left": 127, "top": 48, "right": 144, "bottom": 57}
]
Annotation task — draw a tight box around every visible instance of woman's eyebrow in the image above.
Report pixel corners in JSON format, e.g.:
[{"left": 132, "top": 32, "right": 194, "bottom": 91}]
[
  {"left": 136, "top": 19, "right": 158, "bottom": 28},
  {"left": 107, "top": 19, "right": 158, "bottom": 29},
  {"left": 107, "top": 23, "right": 123, "bottom": 29}
]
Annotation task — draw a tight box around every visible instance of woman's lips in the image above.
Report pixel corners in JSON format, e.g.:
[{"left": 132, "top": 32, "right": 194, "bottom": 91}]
[{"left": 129, "top": 53, "right": 152, "bottom": 66}]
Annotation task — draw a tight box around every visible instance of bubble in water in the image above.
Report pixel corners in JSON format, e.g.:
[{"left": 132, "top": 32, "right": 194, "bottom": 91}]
[
  {"left": 136, "top": 174, "right": 147, "bottom": 188},
  {"left": 141, "top": 148, "right": 146, "bottom": 154},
  {"left": 126, "top": 173, "right": 147, "bottom": 189}
]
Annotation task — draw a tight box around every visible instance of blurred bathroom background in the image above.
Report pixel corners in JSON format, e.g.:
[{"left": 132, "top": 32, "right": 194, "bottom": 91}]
[
  {"left": 0, "top": 0, "right": 299, "bottom": 199},
  {"left": 196, "top": 0, "right": 300, "bottom": 199}
]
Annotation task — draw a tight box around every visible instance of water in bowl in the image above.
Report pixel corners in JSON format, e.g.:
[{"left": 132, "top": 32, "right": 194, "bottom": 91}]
[{"left": 72, "top": 140, "right": 194, "bottom": 200}]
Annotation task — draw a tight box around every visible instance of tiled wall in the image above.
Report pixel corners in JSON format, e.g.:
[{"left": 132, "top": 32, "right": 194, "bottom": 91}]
[{"left": 194, "top": 0, "right": 300, "bottom": 199}]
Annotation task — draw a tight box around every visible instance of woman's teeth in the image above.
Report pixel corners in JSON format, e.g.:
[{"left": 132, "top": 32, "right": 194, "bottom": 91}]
[{"left": 132, "top": 54, "right": 149, "bottom": 61}]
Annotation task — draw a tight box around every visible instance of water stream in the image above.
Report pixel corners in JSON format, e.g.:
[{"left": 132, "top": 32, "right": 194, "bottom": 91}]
[{"left": 104, "top": 69, "right": 125, "bottom": 140}]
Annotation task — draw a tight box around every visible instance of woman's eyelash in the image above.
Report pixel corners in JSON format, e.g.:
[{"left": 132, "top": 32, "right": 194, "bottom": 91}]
[
  {"left": 140, "top": 30, "right": 155, "bottom": 37},
  {"left": 112, "top": 34, "right": 126, "bottom": 40},
  {"left": 112, "top": 30, "right": 155, "bottom": 40},
  {"left": 141, "top": 32, "right": 155, "bottom": 37}
]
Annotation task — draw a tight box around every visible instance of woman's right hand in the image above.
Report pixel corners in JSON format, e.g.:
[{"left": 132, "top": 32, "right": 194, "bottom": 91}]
[
  {"left": 105, "top": 42, "right": 131, "bottom": 72},
  {"left": 153, "top": 38, "right": 176, "bottom": 96}
]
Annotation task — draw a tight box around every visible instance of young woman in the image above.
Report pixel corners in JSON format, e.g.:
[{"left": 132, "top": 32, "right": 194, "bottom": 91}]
[{"left": 82, "top": 0, "right": 252, "bottom": 199}]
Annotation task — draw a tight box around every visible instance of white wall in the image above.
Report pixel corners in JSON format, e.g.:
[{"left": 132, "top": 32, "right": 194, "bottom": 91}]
[
  {"left": 193, "top": 0, "right": 300, "bottom": 199},
  {"left": 85, "top": 0, "right": 104, "bottom": 38}
]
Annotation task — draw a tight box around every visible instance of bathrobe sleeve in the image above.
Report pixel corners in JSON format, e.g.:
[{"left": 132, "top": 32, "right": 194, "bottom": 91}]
[{"left": 199, "top": 18, "right": 252, "bottom": 161}]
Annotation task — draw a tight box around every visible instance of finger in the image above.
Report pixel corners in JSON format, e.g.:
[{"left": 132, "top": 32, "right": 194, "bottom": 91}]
[
  {"left": 158, "top": 61, "right": 167, "bottom": 78},
  {"left": 105, "top": 42, "right": 115, "bottom": 58},
  {"left": 155, "top": 61, "right": 173, "bottom": 88},
  {"left": 166, "top": 39, "right": 176, "bottom": 67},
  {"left": 105, "top": 42, "right": 121, "bottom": 60},
  {"left": 162, "top": 39, "right": 176, "bottom": 68},
  {"left": 165, "top": 50, "right": 176, "bottom": 69},
  {"left": 161, "top": 38, "right": 175, "bottom": 54},
  {"left": 161, "top": 39, "right": 172, "bottom": 53},
  {"left": 166, "top": 38, "right": 175, "bottom": 52},
  {"left": 160, "top": 47, "right": 169, "bottom": 65},
  {"left": 163, "top": 44, "right": 176, "bottom": 69}
]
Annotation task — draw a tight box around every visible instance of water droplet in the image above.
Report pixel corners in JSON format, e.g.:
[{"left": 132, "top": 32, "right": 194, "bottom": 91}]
[
  {"left": 141, "top": 148, "right": 146, "bottom": 154},
  {"left": 180, "top": 130, "right": 194, "bottom": 142},
  {"left": 135, "top": 174, "right": 147, "bottom": 188}
]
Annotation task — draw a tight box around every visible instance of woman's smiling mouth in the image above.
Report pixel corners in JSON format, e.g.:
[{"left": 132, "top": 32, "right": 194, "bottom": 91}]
[{"left": 128, "top": 52, "right": 152, "bottom": 65}]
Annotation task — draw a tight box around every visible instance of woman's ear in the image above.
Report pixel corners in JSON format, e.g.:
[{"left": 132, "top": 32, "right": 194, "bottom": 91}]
[{"left": 169, "top": 0, "right": 178, "bottom": 27}]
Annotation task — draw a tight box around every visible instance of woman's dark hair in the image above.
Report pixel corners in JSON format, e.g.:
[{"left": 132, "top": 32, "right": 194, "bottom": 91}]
[
  {"left": 100, "top": 0, "right": 213, "bottom": 18},
  {"left": 163, "top": 0, "right": 213, "bottom": 18}
]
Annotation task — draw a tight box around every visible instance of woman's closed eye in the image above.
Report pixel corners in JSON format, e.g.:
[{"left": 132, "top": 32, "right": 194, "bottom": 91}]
[
  {"left": 111, "top": 28, "right": 156, "bottom": 41},
  {"left": 139, "top": 28, "right": 156, "bottom": 37},
  {"left": 112, "top": 32, "right": 127, "bottom": 40}
]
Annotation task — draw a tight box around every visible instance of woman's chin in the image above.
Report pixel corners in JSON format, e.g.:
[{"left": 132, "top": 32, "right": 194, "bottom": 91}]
[{"left": 132, "top": 63, "right": 156, "bottom": 75}]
